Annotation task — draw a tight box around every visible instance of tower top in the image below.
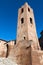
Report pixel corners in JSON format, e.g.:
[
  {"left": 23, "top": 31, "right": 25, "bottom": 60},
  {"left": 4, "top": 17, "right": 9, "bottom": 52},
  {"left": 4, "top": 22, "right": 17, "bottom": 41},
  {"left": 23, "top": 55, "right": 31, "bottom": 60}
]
[
  {"left": 18, "top": 2, "right": 33, "bottom": 13},
  {"left": 24, "top": 2, "right": 28, "bottom": 6},
  {"left": 16, "top": 2, "right": 39, "bottom": 45}
]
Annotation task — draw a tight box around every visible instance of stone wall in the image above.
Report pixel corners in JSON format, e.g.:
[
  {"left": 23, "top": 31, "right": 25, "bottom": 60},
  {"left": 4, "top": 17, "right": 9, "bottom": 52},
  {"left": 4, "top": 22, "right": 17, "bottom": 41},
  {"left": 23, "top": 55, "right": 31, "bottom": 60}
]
[
  {"left": 31, "top": 50, "right": 43, "bottom": 65},
  {"left": 0, "top": 39, "right": 43, "bottom": 65},
  {"left": 0, "top": 41, "right": 7, "bottom": 57},
  {"left": 0, "top": 40, "right": 15, "bottom": 58},
  {"left": 8, "top": 40, "right": 32, "bottom": 65},
  {"left": 30, "top": 40, "right": 43, "bottom": 65},
  {"left": 16, "top": 42, "right": 30, "bottom": 65},
  {"left": 7, "top": 41, "right": 15, "bottom": 57}
]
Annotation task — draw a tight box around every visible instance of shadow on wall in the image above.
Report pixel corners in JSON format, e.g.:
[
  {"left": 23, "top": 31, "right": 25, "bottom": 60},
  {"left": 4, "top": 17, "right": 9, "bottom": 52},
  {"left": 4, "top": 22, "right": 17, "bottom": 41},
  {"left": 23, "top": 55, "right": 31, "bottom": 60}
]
[{"left": 39, "top": 30, "right": 43, "bottom": 50}]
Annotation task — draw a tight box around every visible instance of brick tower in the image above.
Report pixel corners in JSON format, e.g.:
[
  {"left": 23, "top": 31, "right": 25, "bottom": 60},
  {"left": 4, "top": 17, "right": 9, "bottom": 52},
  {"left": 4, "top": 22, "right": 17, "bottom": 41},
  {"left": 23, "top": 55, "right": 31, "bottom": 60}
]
[{"left": 16, "top": 2, "right": 39, "bottom": 47}]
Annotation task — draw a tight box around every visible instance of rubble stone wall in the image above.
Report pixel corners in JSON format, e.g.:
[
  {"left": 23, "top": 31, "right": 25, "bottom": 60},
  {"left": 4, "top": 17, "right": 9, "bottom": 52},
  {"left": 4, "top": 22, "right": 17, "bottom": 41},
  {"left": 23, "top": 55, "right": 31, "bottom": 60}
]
[{"left": 31, "top": 50, "right": 43, "bottom": 65}]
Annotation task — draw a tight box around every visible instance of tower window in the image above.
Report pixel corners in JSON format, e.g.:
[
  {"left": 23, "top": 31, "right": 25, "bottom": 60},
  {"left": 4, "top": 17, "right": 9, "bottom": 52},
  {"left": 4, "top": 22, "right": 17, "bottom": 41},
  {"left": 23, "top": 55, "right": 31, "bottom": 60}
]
[
  {"left": 24, "top": 37, "right": 26, "bottom": 40},
  {"left": 28, "top": 8, "right": 30, "bottom": 12},
  {"left": 30, "top": 17, "right": 33, "bottom": 24},
  {"left": 21, "top": 8, "right": 24, "bottom": 13},
  {"left": 21, "top": 18, "right": 24, "bottom": 24}
]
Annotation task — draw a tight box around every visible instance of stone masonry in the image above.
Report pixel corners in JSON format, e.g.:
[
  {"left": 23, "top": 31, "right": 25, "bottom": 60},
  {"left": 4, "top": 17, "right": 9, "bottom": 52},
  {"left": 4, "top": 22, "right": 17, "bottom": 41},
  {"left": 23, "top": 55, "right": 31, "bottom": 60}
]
[{"left": 0, "top": 2, "right": 43, "bottom": 65}]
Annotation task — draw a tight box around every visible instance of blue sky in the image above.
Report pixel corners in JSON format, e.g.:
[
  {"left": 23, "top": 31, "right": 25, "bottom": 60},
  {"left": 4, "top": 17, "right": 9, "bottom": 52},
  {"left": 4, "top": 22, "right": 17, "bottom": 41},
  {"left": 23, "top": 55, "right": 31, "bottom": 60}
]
[{"left": 0, "top": 0, "right": 43, "bottom": 41}]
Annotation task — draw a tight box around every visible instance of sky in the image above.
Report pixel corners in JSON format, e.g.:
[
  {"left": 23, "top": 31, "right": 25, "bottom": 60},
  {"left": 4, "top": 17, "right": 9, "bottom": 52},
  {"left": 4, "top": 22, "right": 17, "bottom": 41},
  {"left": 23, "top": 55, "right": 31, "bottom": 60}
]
[{"left": 0, "top": 0, "right": 43, "bottom": 41}]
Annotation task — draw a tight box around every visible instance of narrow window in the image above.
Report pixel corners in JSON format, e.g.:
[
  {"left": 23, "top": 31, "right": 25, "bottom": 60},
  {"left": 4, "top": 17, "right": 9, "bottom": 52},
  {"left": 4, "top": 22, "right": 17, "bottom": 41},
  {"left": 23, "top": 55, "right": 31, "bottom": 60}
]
[
  {"left": 21, "top": 8, "right": 24, "bottom": 13},
  {"left": 15, "top": 40, "right": 16, "bottom": 44},
  {"left": 21, "top": 18, "right": 24, "bottom": 24},
  {"left": 28, "top": 8, "right": 30, "bottom": 12},
  {"left": 30, "top": 17, "right": 33, "bottom": 24},
  {"left": 24, "top": 37, "right": 26, "bottom": 40},
  {"left": 6, "top": 44, "right": 9, "bottom": 58}
]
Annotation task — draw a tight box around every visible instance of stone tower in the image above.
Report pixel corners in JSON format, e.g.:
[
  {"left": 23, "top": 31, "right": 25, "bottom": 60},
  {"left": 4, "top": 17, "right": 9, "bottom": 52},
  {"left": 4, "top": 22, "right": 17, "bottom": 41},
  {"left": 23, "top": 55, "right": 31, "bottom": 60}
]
[{"left": 16, "top": 3, "right": 39, "bottom": 46}]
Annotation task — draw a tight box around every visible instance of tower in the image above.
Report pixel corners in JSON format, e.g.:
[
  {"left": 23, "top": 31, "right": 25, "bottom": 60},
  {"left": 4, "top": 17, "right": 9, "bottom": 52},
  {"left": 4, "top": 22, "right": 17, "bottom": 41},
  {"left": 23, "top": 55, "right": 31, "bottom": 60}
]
[{"left": 16, "top": 3, "right": 39, "bottom": 47}]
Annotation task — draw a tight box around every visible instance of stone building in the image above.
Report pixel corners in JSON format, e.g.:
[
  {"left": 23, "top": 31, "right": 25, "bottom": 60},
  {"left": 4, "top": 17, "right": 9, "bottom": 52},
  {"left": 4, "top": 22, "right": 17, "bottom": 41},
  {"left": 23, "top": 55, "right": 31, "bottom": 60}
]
[
  {"left": 0, "top": 2, "right": 43, "bottom": 65},
  {"left": 16, "top": 2, "right": 40, "bottom": 49}
]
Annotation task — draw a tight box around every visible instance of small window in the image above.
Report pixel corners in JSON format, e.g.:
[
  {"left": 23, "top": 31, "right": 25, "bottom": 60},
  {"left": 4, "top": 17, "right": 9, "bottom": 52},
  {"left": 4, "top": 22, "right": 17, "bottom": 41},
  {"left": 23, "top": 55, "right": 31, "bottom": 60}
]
[
  {"left": 21, "top": 8, "right": 24, "bottom": 13},
  {"left": 24, "top": 37, "right": 25, "bottom": 40},
  {"left": 6, "top": 44, "right": 8, "bottom": 49},
  {"left": 15, "top": 40, "right": 16, "bottom": 44},
  {"left": 30, "top": 17, "right": 33, "bottom": 24},
  {"left": 28, "top": 8, "right": 30, "bottom": 12},
  {"left": 21, "top": 18, "right": 24, "bottom": 24}
]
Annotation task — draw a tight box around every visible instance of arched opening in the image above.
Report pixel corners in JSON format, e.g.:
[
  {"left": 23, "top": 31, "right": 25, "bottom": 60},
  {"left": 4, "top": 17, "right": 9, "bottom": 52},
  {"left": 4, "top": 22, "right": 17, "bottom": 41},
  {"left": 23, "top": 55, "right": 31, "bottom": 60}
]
[
  {"left": 30, "top": 17, "right": 33, "bottom": 24},
  {"left": 24, "top": 37, "right": 26, "bottom": 40},
  {"left": 21, "top": 8, "right": 24, "bottom": 13},
  {"left": 21, "top": 18, "right": 24, "bottom": 24},
  {"left": 28, "top": 7, "right": 30, "bottom": 12}
]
